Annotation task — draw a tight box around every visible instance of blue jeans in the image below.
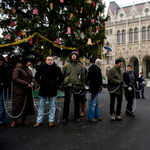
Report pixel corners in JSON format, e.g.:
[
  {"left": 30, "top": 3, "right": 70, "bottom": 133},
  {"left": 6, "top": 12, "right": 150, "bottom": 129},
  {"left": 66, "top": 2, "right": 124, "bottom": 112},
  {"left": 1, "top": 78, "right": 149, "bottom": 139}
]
[
  {"left": 0, "top": 90, "right": 6, "bottom": 122},
  {"left": 88, "top": 93, "right": 100, "bottom": 120},
  {"left": 36, "top": 96, "right": 57, "bottom": 123}
]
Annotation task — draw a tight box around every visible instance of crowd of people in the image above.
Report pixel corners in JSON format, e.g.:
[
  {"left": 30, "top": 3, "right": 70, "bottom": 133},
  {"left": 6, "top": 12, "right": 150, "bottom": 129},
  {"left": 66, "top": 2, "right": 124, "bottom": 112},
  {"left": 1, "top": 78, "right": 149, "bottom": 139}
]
[{"left": 0, "top": 52, "right": 146, "bottom": 128}]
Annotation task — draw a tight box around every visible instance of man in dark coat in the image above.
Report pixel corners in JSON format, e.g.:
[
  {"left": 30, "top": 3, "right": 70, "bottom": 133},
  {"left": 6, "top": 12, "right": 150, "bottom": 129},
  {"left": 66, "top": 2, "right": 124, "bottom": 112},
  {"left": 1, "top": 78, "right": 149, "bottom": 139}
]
[
  {"left": 123, "top": 65, "right": 143, "bottom": 117},
  {"left": 108, "top": 59, "right": 125, "bottom": 121},
  {"left": 33, "top": 55, "right": 63, "bottom": 128},
  {"left": 138, "top": 72, "right": 146, "bottom": 99},
  {"left": 0, "top": 54, "right": 12, "bottom": 125},
  {"left": 87, "top": 59, "right": 103, "bottom": 122}
]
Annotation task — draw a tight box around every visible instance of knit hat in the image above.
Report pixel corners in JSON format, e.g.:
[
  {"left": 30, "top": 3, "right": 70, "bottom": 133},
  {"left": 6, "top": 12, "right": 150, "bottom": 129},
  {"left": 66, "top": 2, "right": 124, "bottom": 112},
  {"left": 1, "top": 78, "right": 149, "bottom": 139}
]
[
  {"left": 95, "top": 59, "right": 101, "bottom": 66},
  {"left": 115, "top": 59, "right": 122, "bottom": 64},
  {"left": 20, "top": 57, "right": 30, "bottom": 66},
  {"left": 70, "top": 51, "right": 79, "bottom": 60},
  {"left": 140, "top": 72, "right": 143, "bottom": 74}
]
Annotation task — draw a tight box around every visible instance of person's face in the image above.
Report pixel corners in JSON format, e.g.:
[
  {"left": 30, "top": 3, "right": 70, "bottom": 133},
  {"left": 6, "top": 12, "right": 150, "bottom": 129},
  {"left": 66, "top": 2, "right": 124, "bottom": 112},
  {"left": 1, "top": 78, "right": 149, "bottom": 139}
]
[
  {"left": 116, "top": 62, "right": 122, "bottom": 68},
  {"left": 0, "top": 60, "right": 3, "bottom": 66},
  {"left": 46, "top": 57, "right": 54, "bottom": 65},
  {"left": 26, "top": 61, "right": 31, "bottom": 67},
  {"left": 141, "top": 73, "right": 143, "bottom": 76},
  {"left": 127, "top": 67, "right": 132, "bottom": 72},
  {"left": 71, "top": 54, "right": 77, "bottom": 60}
]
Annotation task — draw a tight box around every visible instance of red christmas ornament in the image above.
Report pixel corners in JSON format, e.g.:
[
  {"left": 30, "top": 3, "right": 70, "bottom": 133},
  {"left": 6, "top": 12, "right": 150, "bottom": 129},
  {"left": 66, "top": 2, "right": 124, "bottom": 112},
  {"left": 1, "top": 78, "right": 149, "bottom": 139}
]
[
  {"left": 93, "top": 1, "right": 95, "bottom": 8},
  {"left": 21, "top": 0, "right": 24, "bottom": 2},
  {"left": 7, "top": 33, "right": 11, "bottom": 40},
  {"left": 76, "top": 49, "right": 79, "bottom": 54},
  {"left": 11, "top": 19, "right": 14, "bottom": 27},
  {"left": 33, "top": 8, "right": 38, "bottom": 15},
  {"left": 5, "top": 56, "right": 8, "bottom": 62},
  {"left": 104, "top": 23, "right": 106, "bottom": 28},
  {"left": 60, "top": 0, "right": 64, "bottom": 3},
  {"left": 78, "top": 22, "right": 81, "bottom": 28},
  {"left": 12, "top": 8, "right": 16, "bottom": 14},
  {"left": 66, "top": 27, "right": 71, "bottom": 34},
  {"left": 74, "top": 6, "right": 76, "bottom": 11},
  {"left": 18, "top": 31, "right": 22, "bottom": 36},
  {"left": 56, "top": 37, "right": 60, "bottom": 44},
  {"left": 29, "top": 37, "right": 32, "bottom": 45},
  {"left": 100, "top": 0, "right": 102, "bottom": 3},
  {"left": 97, "top": 26, "right": 100, "bottom": 31},
  {"left": 91, "top": 19, "right": 94, "bottom": 23}
]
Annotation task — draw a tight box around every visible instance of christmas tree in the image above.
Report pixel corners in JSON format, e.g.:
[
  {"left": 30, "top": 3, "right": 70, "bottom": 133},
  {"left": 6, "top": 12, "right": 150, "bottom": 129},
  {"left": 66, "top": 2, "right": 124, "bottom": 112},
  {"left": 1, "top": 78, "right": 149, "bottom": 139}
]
[{"left": 0, "top": 0, "right": 108, "bottom": 67}]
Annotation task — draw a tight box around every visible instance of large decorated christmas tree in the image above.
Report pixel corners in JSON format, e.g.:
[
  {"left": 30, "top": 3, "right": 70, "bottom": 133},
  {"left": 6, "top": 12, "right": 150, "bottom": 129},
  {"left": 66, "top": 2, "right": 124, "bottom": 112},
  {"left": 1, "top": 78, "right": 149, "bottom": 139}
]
[{"left": 0, "top": 0, "right": 108, "bottom": 67}]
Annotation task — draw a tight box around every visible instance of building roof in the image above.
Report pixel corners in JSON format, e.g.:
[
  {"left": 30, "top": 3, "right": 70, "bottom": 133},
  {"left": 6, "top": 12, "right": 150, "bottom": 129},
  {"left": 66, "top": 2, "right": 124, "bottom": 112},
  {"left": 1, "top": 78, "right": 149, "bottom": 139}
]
[{"left": 109, "top": 1, "right": 150, "bottom": 16}]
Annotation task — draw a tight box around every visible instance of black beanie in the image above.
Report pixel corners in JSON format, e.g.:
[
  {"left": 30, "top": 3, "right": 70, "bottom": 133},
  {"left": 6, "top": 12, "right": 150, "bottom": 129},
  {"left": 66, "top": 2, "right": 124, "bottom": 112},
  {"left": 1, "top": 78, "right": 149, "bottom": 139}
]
[
  {"left": 20, "top": 57, "right": 30, "bottom": 66},
  {"left": 115, "top": 59, "right": 122, "bottom": 64}
]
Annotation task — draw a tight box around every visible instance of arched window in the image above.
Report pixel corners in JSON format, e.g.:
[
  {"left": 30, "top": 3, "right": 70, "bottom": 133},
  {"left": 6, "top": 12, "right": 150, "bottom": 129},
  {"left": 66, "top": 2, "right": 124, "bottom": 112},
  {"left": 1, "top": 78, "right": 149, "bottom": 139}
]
[
  {"left": 142, "top": 27, "right": 146, "bottom": 40},
  {"left": 148, "top": 26, "right": 150, "bottom": 39},
  {"left": 117, "top": 31, "right": 120, "bottom": 43},
  {"left": 122, "top": 30, "right": 126, "bottom": 42},
  {"left": 134, "top": 28, "right": 138, "bottom": 40},
  {"left": 129, "top": 29, "right": 133, "bottom": 41}
]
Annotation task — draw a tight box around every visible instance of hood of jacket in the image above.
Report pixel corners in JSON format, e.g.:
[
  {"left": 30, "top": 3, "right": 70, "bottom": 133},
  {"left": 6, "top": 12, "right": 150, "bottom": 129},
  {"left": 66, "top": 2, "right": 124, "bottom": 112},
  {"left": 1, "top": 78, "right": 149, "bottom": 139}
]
[{"left": 69, "top": 51, "right": 80, "bottom": 62}]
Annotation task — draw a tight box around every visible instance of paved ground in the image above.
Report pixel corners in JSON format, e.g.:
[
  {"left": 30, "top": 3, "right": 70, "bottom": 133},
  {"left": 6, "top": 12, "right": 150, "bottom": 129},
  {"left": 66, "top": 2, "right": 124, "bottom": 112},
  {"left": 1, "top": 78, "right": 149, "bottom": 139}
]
[{"left": 0, "top": 87, "right": 150, "bottom": 150}]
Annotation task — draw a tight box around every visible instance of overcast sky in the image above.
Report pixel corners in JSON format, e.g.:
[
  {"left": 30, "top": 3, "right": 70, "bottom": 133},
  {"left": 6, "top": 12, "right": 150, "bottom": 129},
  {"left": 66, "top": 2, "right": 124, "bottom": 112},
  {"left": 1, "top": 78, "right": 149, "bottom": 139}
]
[{"left": 105, "top": 0, "right": 148, "bottom": 14}]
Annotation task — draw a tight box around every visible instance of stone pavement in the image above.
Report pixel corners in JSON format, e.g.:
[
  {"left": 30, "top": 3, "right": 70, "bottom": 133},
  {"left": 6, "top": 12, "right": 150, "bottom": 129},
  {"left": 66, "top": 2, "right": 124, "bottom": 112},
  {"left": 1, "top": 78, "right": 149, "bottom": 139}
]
[{"left": 0, "top": 87, "right": 150, "bottom": 150}]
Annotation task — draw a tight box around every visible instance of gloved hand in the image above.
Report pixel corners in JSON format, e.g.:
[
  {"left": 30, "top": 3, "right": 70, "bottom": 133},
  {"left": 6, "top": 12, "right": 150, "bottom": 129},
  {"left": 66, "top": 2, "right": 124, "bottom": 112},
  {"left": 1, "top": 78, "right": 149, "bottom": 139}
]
[
  {"left": 142, "top": 81, "right": 146, "bottom": 86},
  {"left": 120, "top": 81, "right": 124, "bottom": 85},
  {"left": 128, "top": 87, "right": 132, "bottom": 91}
]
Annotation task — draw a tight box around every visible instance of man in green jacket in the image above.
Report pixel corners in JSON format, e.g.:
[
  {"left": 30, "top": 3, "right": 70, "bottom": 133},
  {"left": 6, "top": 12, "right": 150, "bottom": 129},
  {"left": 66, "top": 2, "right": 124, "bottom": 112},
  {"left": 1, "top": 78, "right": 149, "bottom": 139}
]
[
  {"left": 61, "top": 51, "right": 85, "bottom": 123},
  {"left": 108, "top": 59, "right": 125, "bottom": 121}
]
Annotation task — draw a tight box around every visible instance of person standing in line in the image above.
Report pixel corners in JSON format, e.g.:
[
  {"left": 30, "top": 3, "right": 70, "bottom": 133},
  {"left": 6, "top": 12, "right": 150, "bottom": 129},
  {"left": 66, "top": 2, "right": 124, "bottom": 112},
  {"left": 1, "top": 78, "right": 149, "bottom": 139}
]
[
  {"left": 138, "top": 72, "right": 146, "bottom": 99},
  {"left": 33, "top": 55, "right": 63, "bottom": 128},
  {"left": 123, "top": 65, "right": 144, "bottom": 117},
  {"left": 11, "top": 57, "right": 35, "bottom": 128},
  {"left": 0, "top": 54, "right": 12, "bottom": 125},
  {"left": 61, "top": 51, "right": 85, "bottom": 123},
  {"left": 87, "top": 59, "right": 103, "bottom": 122},
  {"left": 80, "top": 66, "right": 87, "bottom": 117},
  {"left": 108, "top": 59, "right": 125, "bottom": 121}
]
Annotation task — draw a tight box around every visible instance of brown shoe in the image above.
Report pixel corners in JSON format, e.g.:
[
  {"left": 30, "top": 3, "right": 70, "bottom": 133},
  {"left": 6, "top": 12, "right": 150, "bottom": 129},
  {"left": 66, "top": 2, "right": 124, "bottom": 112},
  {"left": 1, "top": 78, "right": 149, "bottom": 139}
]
[
  {"left": 97, "top": 117, "right": 103, "bottom": 121},
  {"left": 33, "top": 122, "right": 42, "bottom": 128},
  {"left": 80, "top": 103, "right": 85, "bottom": 117},
  {"left": 10, "top": 119, "right": 17, "bottom": 128},
  {"left": 49, "top": 122, "right": 54, "bottom": 127},
  {"left": 89, "top": 119, "right": 97, "bottom": 122},
  {"left": 22, "top": 120, "right": 30, "bottom": 126}
]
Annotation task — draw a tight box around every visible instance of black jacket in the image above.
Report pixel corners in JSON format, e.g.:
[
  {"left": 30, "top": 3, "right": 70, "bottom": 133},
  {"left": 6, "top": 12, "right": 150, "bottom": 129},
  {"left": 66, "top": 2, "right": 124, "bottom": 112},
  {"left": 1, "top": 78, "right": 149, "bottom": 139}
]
[
  {"left": 35, "top": 63, "right": 64, "bottom": 96},
  {"left": 87, "top": 65, "right": 102, "bottom": 94},
  {"left": 123, "top": 71, "right": 143, "bottom": 88},
  {"left": 0, "top": 54, "right": 12, "bottom": 91},
  {"left": 123, "top": 71, "right": 143, "bottom": 100}
]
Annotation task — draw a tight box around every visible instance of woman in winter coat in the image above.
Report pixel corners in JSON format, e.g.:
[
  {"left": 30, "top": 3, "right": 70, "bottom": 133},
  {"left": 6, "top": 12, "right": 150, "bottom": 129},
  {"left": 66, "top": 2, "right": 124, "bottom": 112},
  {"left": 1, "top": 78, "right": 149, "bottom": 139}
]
[{"left": 11, "top": 57, "right": 35, "bottom": 128}]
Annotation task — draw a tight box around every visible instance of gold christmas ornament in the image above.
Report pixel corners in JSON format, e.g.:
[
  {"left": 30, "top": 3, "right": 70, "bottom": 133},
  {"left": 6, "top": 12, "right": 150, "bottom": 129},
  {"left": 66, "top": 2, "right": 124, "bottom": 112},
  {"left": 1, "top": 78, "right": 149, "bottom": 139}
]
[
  {"left": 22, "top": 31, "right": 27, "bottom": 36},
  {"left": 50, "top": 3, "right": 53, "bottom": 10},
  {"left": 87, "top": 0, "right": 91, "bottom": 3},
  {"left": 99, "top": 11, "right": 101, "bottom": 17},
  {"left": 49, "top": 49, "right": 52, "bottom": 55},
  {"left": 80, "top": 7, "right": 83, "bottom": 13},
  {"left": 88, "top": 26, "right": 92, "bottom": 32},
  {"left": 87, "top": 38, "right": 92, "bottom": 45},
  {"left": 0, "top": 9, "right": 4, "bottom": 14},
  {"left": 69, "top": 13, "right": 73, "bottom": 20},
  {"left": 15, "top": 38, "right": 18, "bottom": 42}
]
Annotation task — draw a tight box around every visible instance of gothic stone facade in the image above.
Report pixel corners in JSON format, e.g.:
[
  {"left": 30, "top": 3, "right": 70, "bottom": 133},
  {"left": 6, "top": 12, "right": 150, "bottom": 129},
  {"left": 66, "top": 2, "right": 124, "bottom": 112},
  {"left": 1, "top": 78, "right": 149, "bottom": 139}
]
[{"left": 103, "top": 1, "right": 150, "bottom": 79}]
